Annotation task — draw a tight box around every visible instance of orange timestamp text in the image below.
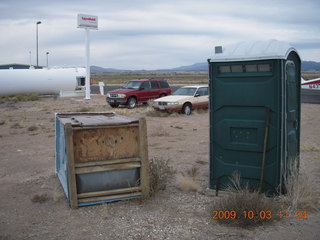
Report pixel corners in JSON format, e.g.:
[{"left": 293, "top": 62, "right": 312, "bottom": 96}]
[{"left": 211, "top": 210, "right": 308, "bottom": 220}]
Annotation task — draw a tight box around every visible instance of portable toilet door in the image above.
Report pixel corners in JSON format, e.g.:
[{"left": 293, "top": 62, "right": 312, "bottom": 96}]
[
  {"left": 208, "top": 40, "right": 301, "bottom": 195},
  {"left": 283, "top": 50, "right": 301, "bottom": 191}
]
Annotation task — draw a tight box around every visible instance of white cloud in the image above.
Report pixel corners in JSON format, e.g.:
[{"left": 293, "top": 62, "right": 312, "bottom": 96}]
[{"left": 0, "top": 0, "right": 319, "bottom": 69}]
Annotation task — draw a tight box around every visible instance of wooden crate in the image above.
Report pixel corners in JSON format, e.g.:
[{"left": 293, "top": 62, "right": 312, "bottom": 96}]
[{"left": 55, "top": 112, "right": 149, "bottom": 208}]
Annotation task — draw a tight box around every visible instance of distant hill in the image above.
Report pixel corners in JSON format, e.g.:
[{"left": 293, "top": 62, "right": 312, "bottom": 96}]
[
  {"left": 302, "top": 61, "right": 320, "bottom": 71},
  {"left": 167, "top": 62, "right": 208, "bottom": 71},
  {"left": 91, "top": 61, "right": 320, "bottom": 73},
  {"left": 90, "top": 65, "right": 126, "bottom": 73},
  {"left": 170, "top": 61, "right": 320, "bottom": 72}
]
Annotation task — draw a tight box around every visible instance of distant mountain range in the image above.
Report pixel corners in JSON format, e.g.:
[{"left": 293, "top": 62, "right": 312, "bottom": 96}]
[
  {"left": 302, "top": 61, "right": 320, "bottom": 71},
  {"left": 91, "top": 61, "right": 320, "bottom": 73}
]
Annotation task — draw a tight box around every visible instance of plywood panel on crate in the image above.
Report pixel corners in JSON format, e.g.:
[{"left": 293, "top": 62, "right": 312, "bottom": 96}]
[{"left": 73, "top": 125, "right": 139, "bottom": 163}]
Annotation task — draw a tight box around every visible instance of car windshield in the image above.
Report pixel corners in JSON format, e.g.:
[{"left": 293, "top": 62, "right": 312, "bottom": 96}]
[
  {"left": 173, "top": 87, "right": 197, "bottom": 96},
  {"left": 122, "top": 81, "right": 141, "bottom": 89}
]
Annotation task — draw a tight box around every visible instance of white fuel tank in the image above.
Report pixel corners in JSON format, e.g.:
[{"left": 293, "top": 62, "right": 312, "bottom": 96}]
[{"left": 0, "top": 67, "right": 86, "bottom": 96}]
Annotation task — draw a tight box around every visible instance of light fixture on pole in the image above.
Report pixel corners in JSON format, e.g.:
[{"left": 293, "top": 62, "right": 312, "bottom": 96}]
[
  {"left": 36, "top": 21, "right": 41, "bottom": 68},
  {"left": 46, "top": 52, "right": 49, "bottom": 68}
]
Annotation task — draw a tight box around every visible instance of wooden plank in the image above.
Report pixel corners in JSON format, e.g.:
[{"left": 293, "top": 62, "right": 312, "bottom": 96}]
[
  {"left": 65, "top": 123, "right": 78, "bottom": 209},
  {"left": 75, "top": 162, "right": 141, "bottom": 174},
  {"left": 77, "top": 192, "right": 142, "bottom": 204},
  {"left": 139, "top": 117, "right": 150, "bottom": 198},
  {"left": 77, "top": 186, "right": 141, "bottom": 199},
  {"left": 75, "top": 157, "right": 140, "bottom": 168},
  {"left": 72, "top": 123, "right": 139, "bottom": 131},
  {"left": 73, "top": 126, "right": 140, "bottom": 163}
]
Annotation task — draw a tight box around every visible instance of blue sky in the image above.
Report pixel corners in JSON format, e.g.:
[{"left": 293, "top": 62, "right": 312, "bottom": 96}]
[{"left": 0, "top": 0, "right": 319, "bottom": 69}]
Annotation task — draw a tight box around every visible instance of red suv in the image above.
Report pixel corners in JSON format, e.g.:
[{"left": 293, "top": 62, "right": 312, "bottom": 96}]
[{"left": 106, "top": 79, "right": 172, "bottom": 108}]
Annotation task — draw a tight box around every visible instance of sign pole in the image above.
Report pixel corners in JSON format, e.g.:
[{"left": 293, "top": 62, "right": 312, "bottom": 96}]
[
  {"left": 77, "top": 13, "right": 98, "bottom": 100},
  {"left": 85, "top": 28, "right": 91, "bottom": 100}
]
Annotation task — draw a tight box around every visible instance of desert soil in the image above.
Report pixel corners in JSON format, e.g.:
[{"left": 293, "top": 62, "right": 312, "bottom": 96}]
[{"left": 0, "top": 95, "right": 319, "bottom": 240}]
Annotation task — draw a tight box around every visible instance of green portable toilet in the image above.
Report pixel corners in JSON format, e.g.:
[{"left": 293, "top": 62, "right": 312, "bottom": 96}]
[{"left": 208, "top": 40, "right": 301, "bottom": 195}]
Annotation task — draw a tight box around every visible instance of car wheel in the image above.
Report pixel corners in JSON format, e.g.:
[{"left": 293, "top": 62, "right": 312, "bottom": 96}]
[
  {"left": 182, "top": 103, "right": 192, "bottom": 115},
  {"left": 109, "top": 103, "right": 119, "bottom": 108},
  {"left": 127, "top": 97, "right": 137, "bottom": 109}
]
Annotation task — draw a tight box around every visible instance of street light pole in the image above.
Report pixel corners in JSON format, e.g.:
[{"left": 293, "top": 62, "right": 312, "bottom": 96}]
[
  {"left": 29, "top": 51, "right": 31, "bottom": 67},
  {"left": 36, "top": 21, "right": 41, "bottom": 68},
  {"left": 46, "top": 52, "right": 49, "bottom": 68}
]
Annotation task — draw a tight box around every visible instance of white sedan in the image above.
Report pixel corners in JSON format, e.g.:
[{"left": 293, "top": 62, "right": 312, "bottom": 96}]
[{"left": 153, "top": 85, "right": 209, "bottom": 115}]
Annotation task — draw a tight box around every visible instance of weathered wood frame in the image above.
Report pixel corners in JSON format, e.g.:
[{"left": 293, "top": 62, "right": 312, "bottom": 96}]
[{"left": 64, "top": 118, "right": 149, "bottom": 208}]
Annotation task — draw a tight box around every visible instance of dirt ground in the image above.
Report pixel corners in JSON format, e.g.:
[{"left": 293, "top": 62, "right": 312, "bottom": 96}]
[{"left": 0, "top": 95, "right": 319, "bottom": 240}]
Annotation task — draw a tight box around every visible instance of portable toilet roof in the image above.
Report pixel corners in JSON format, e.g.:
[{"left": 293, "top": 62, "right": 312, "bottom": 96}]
[{"left": 209, "top": 39, "right": 300, "bottom": 62}]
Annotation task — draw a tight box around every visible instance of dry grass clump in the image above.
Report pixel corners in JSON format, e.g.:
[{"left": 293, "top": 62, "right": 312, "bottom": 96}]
[
  {"left": 27, "top": 125, "right": 39, "bottom": 131},
  {"left": 31, "top": 193, "right": 49, "bottom": 203},
  {"left": 176, "top": 165, "right": 200, "bottom": 192},
  {"left": 184, "top": 165, "right": 199, "bottom": 178},
  {"left": 212, "top": 173, "right": 279, "bottom": 228},
  {"left": 176, "top": 175, "right": 200, "bottom": 192},
  {"left": 277, "top": 160, "right": 319, "bottom": 212},
  {"left": 212, "top": 162, "right": 320, "bottom": 228},
  {"left": 148, "top": 157, "right": 175, "bottom": 196},
  {"left": 113, "top": 105, "right": 152, "bottom": 116},
  {"left": 11, "top": 122, "right": 23, "bottom": 129},
  {"left": 300, "top": 144, "right": 320, "bottom": 152},
  {"left": 52, "top": 191, "right": 65, "bottom": 202},
  {"left": 74, "top": 106, "right": 92, "bottom": 112},
  {"left": 5, "top": 94, "right": 40, "bottom": 102},
  {"left": 145, "top": 109, "right": 171, "bottom": 117},
  {"left": 194, "top": 108, "right": 208, "bottom": 114},
  {"left": 195, "top": 159, "right": 207, "bottom": 165},
  {"left": 109, "top": 103, "right": 180, "bottom": 118}
]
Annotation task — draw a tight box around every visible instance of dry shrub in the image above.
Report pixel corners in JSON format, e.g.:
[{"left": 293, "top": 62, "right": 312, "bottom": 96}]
[
  {"left": 11, "top": 122, "right": 23, "bottom": 129},
  {"left": 28, "top": 125, "right": 38, "bottom": 131},
  {"left": 278, "top": 160, "right": 319, "bottom": 212},
  {"left": 194, "top": 108, "right": 208, "bottom": 114},
  {"left": 148, "top": 157, "right": 175, "bottom": 196},
  {"left": 8, "top": 93, "right": 39, "bottom": 102},
  {"left": 176, "top": 165, "right": 200, "bottom": 192},
  {"left": 113, "top": 105, "right": 155, "bottom": 117},
  {"left": 184, "top": 165, "right": 199, "bottom": 178},
  {"left": 52, "top": 191, "right": 65, "bottom": 202},
  {"left": 74, "top": 106, "right": 92, "bottom": 112},
  {"left": 195, "top": 159, "right": 207, "bottom": 165},
  {"left": 31, "top": 193, "right": 49, "bottom": 203},
  {"left": 176, "top": 175, "right": 200, "bottom": 192},
  {"left": 111, "top": 103, "right": 178, "bottom": 118},
  {"left": 146, "top": 109, "right": 171, "bottom": 117},
  {"left": 212, "top": 173, "right": 279, "bottom": 228},
  {"left": 300, "top": 144, "right": 320, "bottom": 152}
]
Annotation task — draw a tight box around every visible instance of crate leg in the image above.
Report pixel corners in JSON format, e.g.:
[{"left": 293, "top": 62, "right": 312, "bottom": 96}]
[
  {"left": 65, "top": 123, "right": 78, "bottom": 209},
  {"left": 139, "top": 118, "right": 150, "bottom": 198}
]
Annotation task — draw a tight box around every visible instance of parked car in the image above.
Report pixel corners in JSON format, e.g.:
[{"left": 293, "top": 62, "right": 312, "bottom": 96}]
[
  {"left": 153, "top": 85, "right": 209, "bottom": 115},
  {"left": 106, "top": 79, "right": 172, "bottom": 108}
]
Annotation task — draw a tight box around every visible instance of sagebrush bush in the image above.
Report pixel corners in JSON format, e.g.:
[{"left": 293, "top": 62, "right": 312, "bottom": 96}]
[{"left": 148, "top": 157, "right": 175, "bottom": 196}]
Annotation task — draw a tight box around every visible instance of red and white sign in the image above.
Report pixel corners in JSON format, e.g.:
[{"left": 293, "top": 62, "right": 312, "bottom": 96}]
[{"left": 77, "top": 14, "right": 98, "bottom": 29}]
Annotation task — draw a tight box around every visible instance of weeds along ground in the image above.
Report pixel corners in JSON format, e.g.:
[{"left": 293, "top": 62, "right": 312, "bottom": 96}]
[{"left": 211, "top": 162, "right": 320, "bottom": 228}]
